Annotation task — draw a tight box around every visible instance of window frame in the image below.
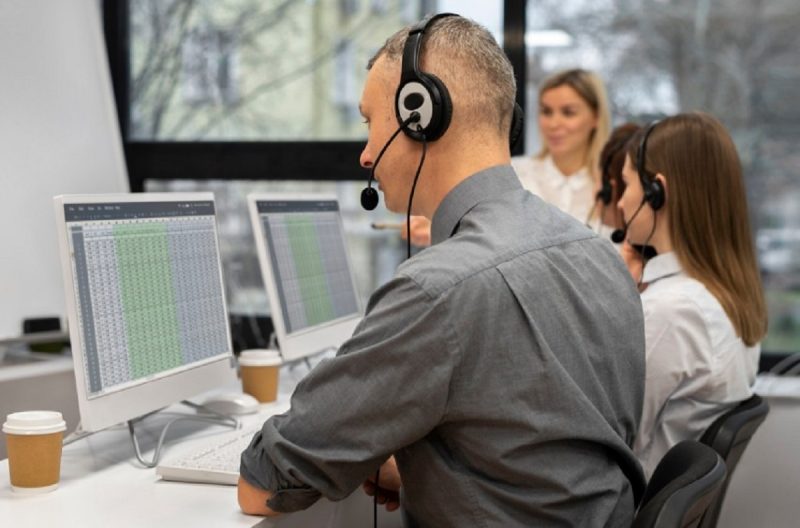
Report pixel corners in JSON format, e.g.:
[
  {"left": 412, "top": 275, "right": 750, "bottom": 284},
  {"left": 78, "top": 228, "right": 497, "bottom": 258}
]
[{"left": 102, "top": 0, "right": 527, "bottom": 192}]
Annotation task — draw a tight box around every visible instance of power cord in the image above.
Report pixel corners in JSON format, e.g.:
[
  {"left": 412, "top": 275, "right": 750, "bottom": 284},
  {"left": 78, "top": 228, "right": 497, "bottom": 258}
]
[{"left": 374, "top": 467, "right": 380, "bottom": 528}]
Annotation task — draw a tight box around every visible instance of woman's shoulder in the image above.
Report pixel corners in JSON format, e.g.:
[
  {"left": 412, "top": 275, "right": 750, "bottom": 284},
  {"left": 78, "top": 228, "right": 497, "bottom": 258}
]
[
  {"left": 511, "top": 155, "right": 549, "bottom": 192},
  {"left": 642, "top": 276, "right": 713, "bottom": 325},
  {"left": 511, "top": 154, "right": 547, "bottom": 173},
  {"left": 642, "top": 275, "right": 738, "bottom": 346}
]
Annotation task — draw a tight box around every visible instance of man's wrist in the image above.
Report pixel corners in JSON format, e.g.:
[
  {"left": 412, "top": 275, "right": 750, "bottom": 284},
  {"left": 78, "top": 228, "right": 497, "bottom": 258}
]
[{"left": 238, "top": 476, "right": 279, "bottom": 516}]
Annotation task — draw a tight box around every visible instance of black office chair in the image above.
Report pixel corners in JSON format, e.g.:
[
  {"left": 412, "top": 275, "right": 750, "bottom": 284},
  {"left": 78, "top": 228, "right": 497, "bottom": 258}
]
[
  {"left": 632, "top": 441, "right": 726, "bottom": 528},
  {"left": 697, "top": 394, "right": 770, "bottom": 528}
]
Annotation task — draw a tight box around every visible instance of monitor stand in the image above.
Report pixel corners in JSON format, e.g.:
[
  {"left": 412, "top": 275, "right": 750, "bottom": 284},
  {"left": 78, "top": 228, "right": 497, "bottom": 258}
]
[{"left": 63, "top": 401, "right": 239, "bottom": 468}]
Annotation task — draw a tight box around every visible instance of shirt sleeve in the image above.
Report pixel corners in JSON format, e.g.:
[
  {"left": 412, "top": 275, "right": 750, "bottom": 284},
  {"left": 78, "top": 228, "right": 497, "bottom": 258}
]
[
  {"left": 635, "top": 292, "right": 712, "bottom": 452},
  {"left": 239, "top": 274, "right": 459, "bottom": 513}
]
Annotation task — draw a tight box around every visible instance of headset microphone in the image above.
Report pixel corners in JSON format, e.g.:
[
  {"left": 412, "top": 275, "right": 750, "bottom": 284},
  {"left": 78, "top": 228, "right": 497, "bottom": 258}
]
[
  {"left": 360, "top": 112, "right": 421, "bottom": 211},
  {"left": 610, "top": 227, "right": 626, "bottom": 244},
  {"left": 611, "top": 199, "right": 646, "bottom": 244},
  {"left": 360, "top": 186, "right": 379, "bottom": 211}
]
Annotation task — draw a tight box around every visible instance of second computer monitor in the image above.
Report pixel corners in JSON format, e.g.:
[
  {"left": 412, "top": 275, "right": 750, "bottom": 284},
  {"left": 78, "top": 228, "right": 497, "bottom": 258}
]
[{"left": 248, "top": 194, "right": 361, "bottom": 362}]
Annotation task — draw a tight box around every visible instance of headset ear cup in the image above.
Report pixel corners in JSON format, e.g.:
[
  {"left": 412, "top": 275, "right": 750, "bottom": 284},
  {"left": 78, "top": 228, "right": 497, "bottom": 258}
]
[
  {"left": 419, "top": 73, "right": 452, "bottom": 141},
  {"left": 648, "top": 179, "right": 665, "bottom": 211},
  {"left": 599, "top": 180, "right": 613, "bottom": 205},
  {"left": 509, "top": 102, "right": 524, "bottom": 150}
]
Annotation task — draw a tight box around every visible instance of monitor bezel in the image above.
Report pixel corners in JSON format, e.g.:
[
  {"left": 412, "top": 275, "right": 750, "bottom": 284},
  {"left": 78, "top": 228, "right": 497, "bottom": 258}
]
[
  {"left": 247, "top": 193, "right": 362, "bottom": 362},
  {"left": 54, "top": 192, "right": 236, "bottom": 432}
]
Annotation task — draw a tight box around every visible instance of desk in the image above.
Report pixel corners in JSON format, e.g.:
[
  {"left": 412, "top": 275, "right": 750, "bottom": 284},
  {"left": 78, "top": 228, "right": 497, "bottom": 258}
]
[{"left": 1, "top": 368, "right": 403, "bottom": 527}]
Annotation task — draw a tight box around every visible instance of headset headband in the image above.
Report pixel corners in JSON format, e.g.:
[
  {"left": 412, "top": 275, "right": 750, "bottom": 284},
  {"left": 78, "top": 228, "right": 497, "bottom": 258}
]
[
  {"left": 637, "top": 120, "right": 665, "bottom": 211},
  {"left": 401, "top": 14, "right": 456, "bottom": 81}
]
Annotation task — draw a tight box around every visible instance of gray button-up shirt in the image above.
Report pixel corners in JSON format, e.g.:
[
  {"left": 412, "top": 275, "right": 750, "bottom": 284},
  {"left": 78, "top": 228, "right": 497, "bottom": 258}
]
[{"left": 241, "top": 165, "right": 645, "bottom": 527}]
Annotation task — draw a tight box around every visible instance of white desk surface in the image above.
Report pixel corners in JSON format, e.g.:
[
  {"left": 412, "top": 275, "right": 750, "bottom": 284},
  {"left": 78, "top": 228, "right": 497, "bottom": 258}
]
[{"left": 0, "top": 363, "right": 403, "bottom": 528}]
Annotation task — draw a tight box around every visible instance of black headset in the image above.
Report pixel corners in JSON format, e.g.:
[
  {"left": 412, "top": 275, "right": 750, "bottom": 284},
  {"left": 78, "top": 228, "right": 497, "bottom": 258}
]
[
  {"left": 395, "top": 13, "right": 524, "bottom": 148},
  {"left": 598, "top": 151, "right": 616, "bottom": 205},
  {"left": 637, "top": 120, "right": 665, "bottom": 211}
]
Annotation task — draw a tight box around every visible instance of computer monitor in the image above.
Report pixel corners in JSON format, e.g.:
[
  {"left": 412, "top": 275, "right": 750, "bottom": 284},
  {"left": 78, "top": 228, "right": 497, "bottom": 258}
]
[
  {"left": 54, "top": 193, "right": 236, "bottom": 433},
  {"left": 247, "top": 194, "right": 362, "bottom": 362}
]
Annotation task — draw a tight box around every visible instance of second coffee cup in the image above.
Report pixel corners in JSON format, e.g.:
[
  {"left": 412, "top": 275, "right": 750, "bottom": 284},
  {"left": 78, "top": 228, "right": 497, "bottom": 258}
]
[{"left": 238, "top": 349, "right": 282, "bottom": 403}]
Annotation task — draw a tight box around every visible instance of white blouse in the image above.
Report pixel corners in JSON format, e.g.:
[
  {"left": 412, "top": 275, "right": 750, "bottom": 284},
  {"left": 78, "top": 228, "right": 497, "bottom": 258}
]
[
  {"left": 511, "top": 154, "right": 594, "bottom": 222},
  {"left": 633, "top": 252, "right": 760, "bottom": 479}
]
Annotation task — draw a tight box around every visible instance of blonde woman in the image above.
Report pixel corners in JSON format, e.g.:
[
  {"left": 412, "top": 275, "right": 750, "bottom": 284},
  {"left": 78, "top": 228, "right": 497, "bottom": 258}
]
[
  {"left": 616, "top": 112, "right": 768, "bottom": 478},
  {"left": 513, "top": 68, "right": 611, "bottom": 222},
  {"left": 403, "top": 68, "right": 611, "bottom": 246}
]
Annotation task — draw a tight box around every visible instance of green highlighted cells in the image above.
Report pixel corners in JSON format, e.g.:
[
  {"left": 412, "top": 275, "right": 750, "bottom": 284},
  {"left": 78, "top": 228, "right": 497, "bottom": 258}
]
[
  {"left": 114, "top": 223, "right": 182, "bottom": 378},
  {"left": 285, "top": 217, "right": 335, "bottom": 326}
]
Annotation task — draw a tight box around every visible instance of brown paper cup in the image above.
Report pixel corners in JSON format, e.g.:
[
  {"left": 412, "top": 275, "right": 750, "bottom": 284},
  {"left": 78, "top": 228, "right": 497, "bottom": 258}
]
[
  {"left": 238, "top": 349, "right": 282, "bottom": 403},
  {"left": 241, "top": 365, "right": 280, "bottom": 403},
  {"left": 3, "top": 411, "right": 66, "bottom": 494}
]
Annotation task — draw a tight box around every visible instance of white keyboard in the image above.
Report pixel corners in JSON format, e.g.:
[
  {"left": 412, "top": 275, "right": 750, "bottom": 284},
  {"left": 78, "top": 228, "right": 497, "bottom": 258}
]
[{"left": 156, "top": 426, "right": 261, "bottom": 485}]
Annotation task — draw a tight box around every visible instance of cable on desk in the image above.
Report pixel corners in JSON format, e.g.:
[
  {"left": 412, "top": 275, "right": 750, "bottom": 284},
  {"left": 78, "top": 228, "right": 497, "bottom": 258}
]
[{"left": 127, "top": 402, "right": 239, "bottom": 468}]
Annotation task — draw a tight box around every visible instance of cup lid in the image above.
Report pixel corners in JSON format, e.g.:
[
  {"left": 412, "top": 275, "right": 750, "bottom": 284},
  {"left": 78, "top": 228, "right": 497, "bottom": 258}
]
[
  {"left": 238, "top": 348, "right": 282, "bottom": 367},
  {"left": 3, "top": 411, "right": 66, "bottom": 435}
]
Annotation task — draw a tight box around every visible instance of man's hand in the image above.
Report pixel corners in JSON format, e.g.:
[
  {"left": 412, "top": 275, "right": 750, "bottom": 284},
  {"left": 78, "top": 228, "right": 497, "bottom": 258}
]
[
  {"left": 400, "top": 216, "right": 432, "bottom": 247},
  {"left": 237, "top": 476, "right": 280, "bottom": 516},
  {"left": 362, "top": 457, "right": 402, "bottom": 512}
]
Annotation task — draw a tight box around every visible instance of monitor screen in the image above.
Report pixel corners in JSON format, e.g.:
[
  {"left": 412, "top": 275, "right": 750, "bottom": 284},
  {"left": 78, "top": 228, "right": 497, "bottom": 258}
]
[
  {"left": 248, "top": 195, "right": 361, "bottom": 362},
  {"left": 54, "top": 193, "right": 236, "bottom": 432}
]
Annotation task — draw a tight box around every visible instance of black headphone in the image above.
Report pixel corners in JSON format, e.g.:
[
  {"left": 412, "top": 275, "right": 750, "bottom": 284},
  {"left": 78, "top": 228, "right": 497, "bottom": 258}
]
[
  {"left": 363, "top": 13, "right": 524, "bottom": 212},
  {"left": 395, "top": 13, "right": 524, "bottom": 148},
  {"left": 598, "top": 152, "right": 615, "bottom": 205},
  {"left": 637, "top": 120, "right": 665, "bottom": 211}
]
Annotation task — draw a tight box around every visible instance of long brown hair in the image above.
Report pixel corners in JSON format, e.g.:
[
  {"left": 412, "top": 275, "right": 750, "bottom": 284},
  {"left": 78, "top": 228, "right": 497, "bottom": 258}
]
[
  {"left": 536, "top": 69, "right": 611, "bottom": 182},
  {"left": 627, "top": 112, "right": 767, "bottom": 345}
]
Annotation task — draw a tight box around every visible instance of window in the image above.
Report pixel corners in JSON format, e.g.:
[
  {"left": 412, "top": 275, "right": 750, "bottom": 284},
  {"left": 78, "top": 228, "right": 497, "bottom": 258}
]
[{"left": 126, "top": 0, "right": 424, "bottom": 141}]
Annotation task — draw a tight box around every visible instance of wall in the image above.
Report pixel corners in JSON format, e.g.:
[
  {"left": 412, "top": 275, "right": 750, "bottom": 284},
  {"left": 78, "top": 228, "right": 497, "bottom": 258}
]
[{"left": 0, "top": 0, "right": 128, "bottom": 340}]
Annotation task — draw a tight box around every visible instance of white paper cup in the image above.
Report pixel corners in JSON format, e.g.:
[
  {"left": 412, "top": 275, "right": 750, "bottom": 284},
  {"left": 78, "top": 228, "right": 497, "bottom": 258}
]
[
  {"left": 238, "top": 349, "right": 282, "bottom": 403},
  {"left": 3, "top": 411, "right": 67, "bottom": 493}
]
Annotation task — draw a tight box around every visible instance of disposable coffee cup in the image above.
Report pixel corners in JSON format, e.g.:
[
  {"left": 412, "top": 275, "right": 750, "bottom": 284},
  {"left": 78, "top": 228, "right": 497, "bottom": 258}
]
[
  {"left": 3, "top": 411, "right": 67, "bottom": 494},
  {"left": 239, "top": 349, "right": 282, "bottom": 403}
]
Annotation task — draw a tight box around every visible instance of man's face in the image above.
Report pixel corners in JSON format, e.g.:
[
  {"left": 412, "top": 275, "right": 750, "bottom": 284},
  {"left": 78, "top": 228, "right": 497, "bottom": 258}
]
[{"left": 359, "top": 57, "right": 417, "bottom": 213}]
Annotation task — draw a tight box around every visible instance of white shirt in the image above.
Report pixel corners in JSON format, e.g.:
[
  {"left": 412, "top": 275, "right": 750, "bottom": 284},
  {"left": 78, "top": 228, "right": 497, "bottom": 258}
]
[
  {"left": 633, "top": 252, "right": 760, "bottom": 479},
  {"left": 511, "top": 154, "right": 594, "bottom": 222}
]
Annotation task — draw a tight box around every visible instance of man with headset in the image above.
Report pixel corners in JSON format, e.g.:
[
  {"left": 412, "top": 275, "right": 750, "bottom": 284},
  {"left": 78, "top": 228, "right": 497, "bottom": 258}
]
[{"left": 239, "top": 14, "right": 646, "bottom": 526}]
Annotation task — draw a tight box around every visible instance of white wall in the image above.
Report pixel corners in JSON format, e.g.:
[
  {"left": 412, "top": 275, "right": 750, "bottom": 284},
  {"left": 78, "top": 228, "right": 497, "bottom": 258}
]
[{"left": 0, "top": 0, "right": 128, "bottom": 340}]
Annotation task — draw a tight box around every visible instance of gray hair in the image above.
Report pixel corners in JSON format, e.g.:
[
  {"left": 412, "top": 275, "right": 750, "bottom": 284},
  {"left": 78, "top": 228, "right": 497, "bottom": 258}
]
[{"left": 368, "top": 16, "right": 517, "bottom": 136}]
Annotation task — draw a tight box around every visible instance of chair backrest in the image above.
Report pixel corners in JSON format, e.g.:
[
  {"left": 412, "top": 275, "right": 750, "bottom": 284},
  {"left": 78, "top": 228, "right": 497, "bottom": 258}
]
[
  {"left": 632, "top": 441, "right": 726, "bottom": 528},
  {"left": 697, "top": 394, "right": 770, "bottom": 528}
]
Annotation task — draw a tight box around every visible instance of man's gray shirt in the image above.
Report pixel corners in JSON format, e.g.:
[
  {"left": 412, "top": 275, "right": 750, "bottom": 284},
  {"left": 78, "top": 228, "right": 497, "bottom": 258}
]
[{"left": 241, "top": 165, "right": 646, "bottom": 527}]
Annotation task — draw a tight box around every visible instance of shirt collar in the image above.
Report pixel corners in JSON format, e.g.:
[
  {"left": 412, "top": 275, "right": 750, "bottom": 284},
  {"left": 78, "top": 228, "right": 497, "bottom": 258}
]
[
  {"left": 641, "top": 251, "right": 684, "bottom": 284},
  {"left": 543, "top": 155, "right": 591, "bottom": 191},
  {"left": 431, "top": 164, "right": 522, "bottom": 245}
]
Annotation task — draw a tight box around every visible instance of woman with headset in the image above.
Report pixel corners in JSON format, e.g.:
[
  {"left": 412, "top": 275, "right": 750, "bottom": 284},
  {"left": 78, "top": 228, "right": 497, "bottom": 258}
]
[
  {"left": 616, "top": 112, "right": 767, "bottom": 478},
  {"left": 402, "top": 68, "right": 611, "bottom": 246},
  {"left": 596, "top": 122, "right": 641, "bottom": 233}
]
